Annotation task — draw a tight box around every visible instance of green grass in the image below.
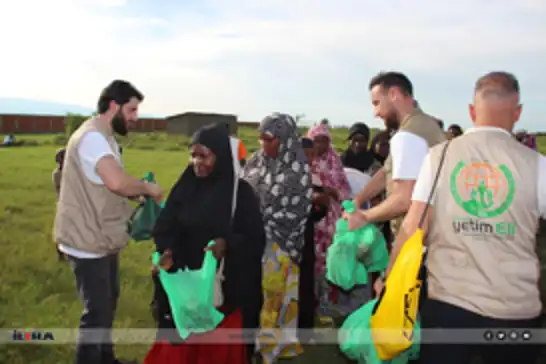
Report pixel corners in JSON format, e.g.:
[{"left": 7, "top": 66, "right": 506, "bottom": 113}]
[
  {"left": 5, "top": 125, "right": 357, "bottom": 155},
  {"left": 0, "top": 129, "right": 545, "bottom": 364},
  {"left": 0, "top": 136, "right": 349, "bottom": 364}
]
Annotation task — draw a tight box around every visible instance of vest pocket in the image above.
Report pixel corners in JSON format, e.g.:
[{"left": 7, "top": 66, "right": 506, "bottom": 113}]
[{"left": 101, "top": 199, "right": 131, "bottom": 251}]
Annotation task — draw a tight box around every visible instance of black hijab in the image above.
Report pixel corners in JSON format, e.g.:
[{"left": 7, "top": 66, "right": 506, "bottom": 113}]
[
  {"left": 153, "top": 123, "right": 235, "bottom": 243},
  {"left": 342, "top": 123, "right": 375, "bottom": 173},
  {"left": 370, "top": 130, "right": 392, "bottom": 165},
  {"left": 301, "top": 137, "right": 314, "bottom": 149}
]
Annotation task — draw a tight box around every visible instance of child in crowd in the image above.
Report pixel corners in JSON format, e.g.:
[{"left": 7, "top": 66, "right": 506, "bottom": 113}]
[
  {"left": 53, "top": 148, "right": 65, "bottom": 200},
  {"left": 53, "top": 148, "right": 66, "bottom": 261}
]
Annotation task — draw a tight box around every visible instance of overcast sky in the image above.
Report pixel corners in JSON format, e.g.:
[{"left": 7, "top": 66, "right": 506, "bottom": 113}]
[{"left": 0, "top": 0, "right": 544, "bottom": 130}]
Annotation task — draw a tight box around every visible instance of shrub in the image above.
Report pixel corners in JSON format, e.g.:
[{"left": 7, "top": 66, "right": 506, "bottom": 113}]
[
  {"left": 53, "top": 135, "right": 67, "bottom": 146},
  {"left": 64, "top": 113, "right": 88, "bottom": 138},
  {"left": 23, "top": 139, "right": 39, "bottom": 146}
]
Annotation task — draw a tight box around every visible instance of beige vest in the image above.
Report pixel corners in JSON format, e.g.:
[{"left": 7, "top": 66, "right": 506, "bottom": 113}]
[
  {"left": 427, "top": 129, "right": 541, "bottom": 319},
  {"left": 384, "top": 108, "right": 446, "bottom": 234},
  {"left": 54, "top": 118, "right": 132, "bottom": 255}
]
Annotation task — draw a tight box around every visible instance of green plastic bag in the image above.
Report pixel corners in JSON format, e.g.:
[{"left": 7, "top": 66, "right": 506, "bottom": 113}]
[
  {"left": 127, "top": 172, "right": 165, "bottom": 241},
  {"left": 326, "top": 239, "right": 362, "bottom": 290},
  {"left": 326, "top": 201, "right": 388, "bottom": 290},
  {"left": 358, "top": 226, "right": 389, "bottom": 273},
  {"left": 327, "top": 201, "right": 366, "bottom": 289},
  {"left": 152, "top": 241, "right": 225, "bottom": 340},
  {"left": 338, "top": 298, "right": 421, "bottom": 364},
  {"left": 343, "top": 200, "right": 389, "bottom": 273}
]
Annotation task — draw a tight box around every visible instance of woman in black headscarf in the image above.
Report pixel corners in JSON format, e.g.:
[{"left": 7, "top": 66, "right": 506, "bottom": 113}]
[
  {"left": 145, "top": 123, "right": 266, "bottom": 364},
  {"left": 341, "top": 123, "right": 382, "bottom": 175},
  {"left": 369, "top": 130, "right": 391, "bottom": 165}
]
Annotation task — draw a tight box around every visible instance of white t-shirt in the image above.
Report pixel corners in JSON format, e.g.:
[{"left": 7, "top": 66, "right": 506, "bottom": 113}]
[
  {"left": 389, "top": 131, "right": 429, "bottom": 180},
  {"left": 412, "top": 127, "right": 546, "bottom": 217},
  {"left": 58, "top": 131, "right": 121, "bottom": 259},
  {"left": 344, "top": 167, "right": 372, "bottom": 199}
]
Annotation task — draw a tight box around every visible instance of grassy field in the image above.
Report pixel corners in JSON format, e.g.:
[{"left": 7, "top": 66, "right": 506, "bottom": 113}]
[{"left": 0, "top": 129, "right": 545, "bottom": 364}]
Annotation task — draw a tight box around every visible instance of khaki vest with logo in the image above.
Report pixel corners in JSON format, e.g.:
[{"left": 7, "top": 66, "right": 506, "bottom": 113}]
[
  {"left": 384, "top": 109, "right": 446, "bottom": 234},
  {"left": 54, "top": 118, "right": 132, "bottom": 255},
  {"left": 426, "top": 130, "right": 541, "bottom": 319}
]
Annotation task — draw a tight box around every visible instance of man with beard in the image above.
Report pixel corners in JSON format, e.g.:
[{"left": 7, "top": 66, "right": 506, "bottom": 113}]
[
  {"left": 385, "top": 72, "right": 544, "bottom": 364},
  {"left": 54, "top": 80, "right": 164, "bottom": 364},
  {"left": 348, "top": 72, "right": 446, "bottom": 252}
]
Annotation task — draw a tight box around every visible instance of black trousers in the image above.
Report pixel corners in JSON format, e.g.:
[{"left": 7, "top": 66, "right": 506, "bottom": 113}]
[
  {"left": 417, "top": 299, "right": 542, "bottom": 364},
  {"left": 298, "top": 233, "right": 316, "bottom": 334},
  {"left": 69, "top": 254, "right": 120, "bottom": 364}
]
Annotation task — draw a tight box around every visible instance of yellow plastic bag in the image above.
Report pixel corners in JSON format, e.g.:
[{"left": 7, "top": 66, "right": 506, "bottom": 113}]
[
  {"left": 370, "top": 140, "right": 451, "bottom": 360},
  {"left": 369, "top": 228, "right": 424, "bottom": 360}
]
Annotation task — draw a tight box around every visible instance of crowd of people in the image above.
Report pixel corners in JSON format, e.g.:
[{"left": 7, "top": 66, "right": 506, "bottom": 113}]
[{"left": 51, "top": 72, "right": 544, "bottom": 364}]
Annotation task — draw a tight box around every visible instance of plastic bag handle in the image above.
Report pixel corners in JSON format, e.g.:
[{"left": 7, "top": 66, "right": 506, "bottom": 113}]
[
  {"left": 128, "top": 202, "right": 144, "bottom": 222},
  {"left": 127, "top": 171, "right": 156, "bottom": 230}
]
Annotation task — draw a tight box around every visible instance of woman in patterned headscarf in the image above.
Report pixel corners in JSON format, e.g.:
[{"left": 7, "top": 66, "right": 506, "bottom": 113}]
[
  {"left": 243, "top": 113, "right": 313, "bottom": 364},
  {"left": 307, "top": 123, "right": 351, "bottom": 317}
]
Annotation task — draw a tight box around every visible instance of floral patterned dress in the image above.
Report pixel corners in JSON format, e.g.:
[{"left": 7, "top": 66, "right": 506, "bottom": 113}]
[{"left": 307, "top": 125, "right": 351, "bottom": 316}]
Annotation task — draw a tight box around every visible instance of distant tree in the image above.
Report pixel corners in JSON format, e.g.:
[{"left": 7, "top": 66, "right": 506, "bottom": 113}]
[
  {"left": 64, "top": 113, "right": 88, "bottom": 138},
  {"left": 295, "top": 113, "right": 305, "bottom": 124}
]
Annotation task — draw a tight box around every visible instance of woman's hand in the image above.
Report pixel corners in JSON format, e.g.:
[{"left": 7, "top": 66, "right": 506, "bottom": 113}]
[
  {"left": 205, "top": 238, "right": 227, "bottom": 260},
  {"left": 153, "top": 249, "right": 173, "bottom": 273}
]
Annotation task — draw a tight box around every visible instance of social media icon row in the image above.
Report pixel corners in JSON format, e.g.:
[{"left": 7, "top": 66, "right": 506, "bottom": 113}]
[{"left": 483, "top": 330, "right": 532, "bottom": 341}]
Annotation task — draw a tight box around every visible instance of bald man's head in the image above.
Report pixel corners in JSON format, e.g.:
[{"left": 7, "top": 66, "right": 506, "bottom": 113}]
[
  {"left": 469, "top": 71, "right": 522, "bottom": 130},
  {"left": 474, "top": 71, "right": 520, "bottom": 101}
]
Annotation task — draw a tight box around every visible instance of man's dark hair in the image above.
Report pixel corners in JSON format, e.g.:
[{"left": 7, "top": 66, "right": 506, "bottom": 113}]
[
  {"left": 97, "top": 80, "right": 144, "bottom": 114},
  {"left": 474, "top": 72, "right": 519, "bottom": 98},
  {"left": 369, "top": 72, "right": 413, "bottom": 96}
]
